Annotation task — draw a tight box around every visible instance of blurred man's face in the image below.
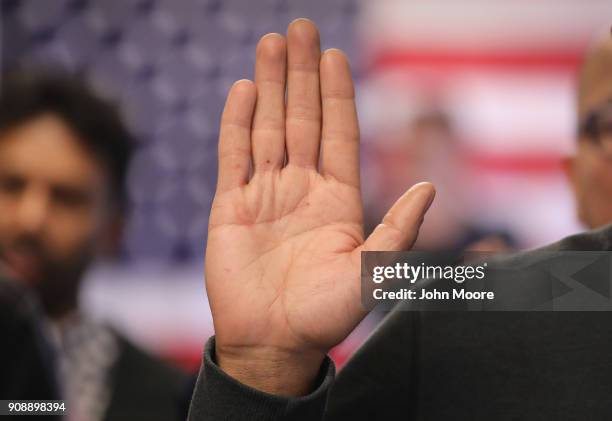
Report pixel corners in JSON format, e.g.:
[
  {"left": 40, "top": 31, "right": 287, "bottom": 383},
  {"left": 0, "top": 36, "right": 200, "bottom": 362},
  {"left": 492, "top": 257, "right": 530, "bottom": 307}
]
[
  {"left": 0, "top": 114, "right": 113, "bottom": 315},
  {"left": 568, "top": 138, "right": 612, "bottom": 228},
  {"left": 566, "top": 104, "right": 612, "bottom": 229}
]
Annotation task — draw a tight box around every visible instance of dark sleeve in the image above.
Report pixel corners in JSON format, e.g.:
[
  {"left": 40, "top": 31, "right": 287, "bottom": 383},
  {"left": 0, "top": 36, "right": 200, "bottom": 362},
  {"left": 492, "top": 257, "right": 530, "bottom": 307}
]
[
  {"left": 325, "top": 311, "right": 420, "bottom": 419},
  {"left": 187, "top": 337, "right": 335, "bottom": 421}
]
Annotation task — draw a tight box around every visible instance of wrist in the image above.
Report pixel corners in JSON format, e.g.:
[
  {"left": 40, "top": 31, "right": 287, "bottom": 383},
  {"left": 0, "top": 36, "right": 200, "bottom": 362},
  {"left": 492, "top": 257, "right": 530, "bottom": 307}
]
[{"left": 215, "top": 342, "right": 326, "bottom": 396}]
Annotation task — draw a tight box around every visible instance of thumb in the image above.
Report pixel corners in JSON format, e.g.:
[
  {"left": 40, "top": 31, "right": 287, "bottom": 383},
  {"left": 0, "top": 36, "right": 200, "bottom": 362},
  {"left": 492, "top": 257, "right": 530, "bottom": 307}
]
[{"left": 363, "top": 182, "right": 435, "bottom": 252}]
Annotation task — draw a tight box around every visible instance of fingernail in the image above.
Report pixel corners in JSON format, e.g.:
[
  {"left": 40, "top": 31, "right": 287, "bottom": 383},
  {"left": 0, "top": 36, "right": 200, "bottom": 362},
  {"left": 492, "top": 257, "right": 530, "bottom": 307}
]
[{"left": 416, "top": 182, "right": 436, "bottom": 212}]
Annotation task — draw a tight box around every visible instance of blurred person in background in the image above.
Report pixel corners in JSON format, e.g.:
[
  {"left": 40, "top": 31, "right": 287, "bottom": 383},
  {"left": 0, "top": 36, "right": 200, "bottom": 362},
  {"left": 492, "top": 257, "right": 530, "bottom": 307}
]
[
  {"left": 0, "top": 71, "right": 189, "bottom": 421},
  {"left": 565, "top": 36, "right": 612, "bottom": 229},
  {"left": 365, "top": 110, "right": 513, "bottom": 252}
]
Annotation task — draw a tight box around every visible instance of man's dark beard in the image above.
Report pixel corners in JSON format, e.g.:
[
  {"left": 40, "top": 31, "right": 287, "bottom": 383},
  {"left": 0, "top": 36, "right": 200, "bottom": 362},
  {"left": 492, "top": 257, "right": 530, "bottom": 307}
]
[{"left": 0, "top": 235, "right": 92, "bottom": 318}]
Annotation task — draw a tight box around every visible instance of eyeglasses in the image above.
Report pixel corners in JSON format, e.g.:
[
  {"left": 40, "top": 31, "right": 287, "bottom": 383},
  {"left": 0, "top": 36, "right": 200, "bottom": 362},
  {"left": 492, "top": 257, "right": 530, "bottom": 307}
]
[{"left": 579, "top": 102, "right": 612, "bottom": 157}]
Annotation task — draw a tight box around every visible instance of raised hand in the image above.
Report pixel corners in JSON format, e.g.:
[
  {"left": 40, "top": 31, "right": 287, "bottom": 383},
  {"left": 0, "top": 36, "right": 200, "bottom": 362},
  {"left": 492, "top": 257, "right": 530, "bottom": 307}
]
[{"left": 205, "top": 19, "right": 435, "bottom": 396}]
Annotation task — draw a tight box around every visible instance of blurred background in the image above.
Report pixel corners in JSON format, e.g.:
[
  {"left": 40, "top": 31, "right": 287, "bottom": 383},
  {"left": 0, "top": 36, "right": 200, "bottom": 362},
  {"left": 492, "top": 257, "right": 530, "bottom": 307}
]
[{"left": 1, "top": 0, "right": 610, "bottom": 369}]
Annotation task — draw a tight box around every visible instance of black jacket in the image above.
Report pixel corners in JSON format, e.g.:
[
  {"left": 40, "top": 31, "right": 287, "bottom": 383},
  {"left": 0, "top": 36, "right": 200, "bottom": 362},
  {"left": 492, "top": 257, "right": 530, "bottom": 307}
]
[
  {"left": 0, "top": 278, "right": 60, "bottom": 420},
  {"left": 188, "top": 225, "right": 612, "bottom": 420},
  {"left": 103, "top": 333, "right": 193, "bottom": 421},
  {"left": 0, "top": 277, "right": 193, "bottom": 421}
]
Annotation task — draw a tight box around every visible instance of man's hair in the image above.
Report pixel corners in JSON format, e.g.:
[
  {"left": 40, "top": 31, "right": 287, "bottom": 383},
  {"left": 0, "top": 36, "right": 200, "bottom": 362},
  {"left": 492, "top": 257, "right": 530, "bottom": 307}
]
[{"left": 0, "top": 70, "right": 134, "bottom": 209}]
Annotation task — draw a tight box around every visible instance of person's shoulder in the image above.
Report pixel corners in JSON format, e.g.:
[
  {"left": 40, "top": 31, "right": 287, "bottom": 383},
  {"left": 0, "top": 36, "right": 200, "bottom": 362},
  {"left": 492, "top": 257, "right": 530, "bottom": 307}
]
[
  {"left": 477, "top": 224, "right": 612, "bottom": 273},
  {"left": 104, "top": 330, "right": 193, "bottom": 421},
  {"left": 526, "top": 223, "right": 612, "bottom": 253},
  {"left": 0, "top": 277, "right": 60, "bottom": 402},
  {"left": 367, "top": 224, "right": 612, "bottom": 334},
  {"left": 112, "top": 331, "right": 190, "bottom": 386}
]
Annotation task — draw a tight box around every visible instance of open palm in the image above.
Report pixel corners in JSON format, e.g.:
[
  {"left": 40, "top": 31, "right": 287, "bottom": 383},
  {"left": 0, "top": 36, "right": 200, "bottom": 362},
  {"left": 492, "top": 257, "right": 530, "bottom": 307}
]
[{"left": 205, "top": 19, "right": 435, "bottom": 394}]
